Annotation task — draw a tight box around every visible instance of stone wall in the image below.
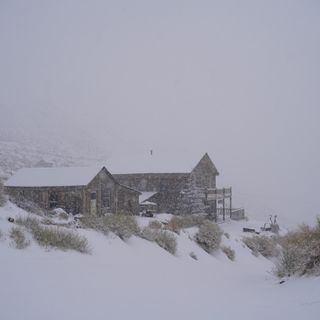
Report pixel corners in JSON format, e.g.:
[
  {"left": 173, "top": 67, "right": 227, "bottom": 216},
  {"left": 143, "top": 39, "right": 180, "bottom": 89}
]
[
  {"left": 114, "top": 173, "right": 190, "bottom": 214},
  {"left": 6, "top": 185, "right": 85, "bottom": 214},
  {"left": 113, "top": 154, "right": 219, "bottom": 214},
  {"left": 5, "top": 168, "right": 140, "bottom": 216}
]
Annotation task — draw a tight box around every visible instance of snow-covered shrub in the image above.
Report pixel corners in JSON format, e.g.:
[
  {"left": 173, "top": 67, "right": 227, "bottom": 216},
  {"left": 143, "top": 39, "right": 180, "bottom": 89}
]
[
  {"left": 140, "top": 227, "right": 177, "bottom": 255},
  {"left": 16, "top": 215, "right": 90, "bottom": 253},
  {"left": 154, "top": 230, "right": 177, "bottom": 255},
  {"left": 32, "top": 226, "right": 90, "bottom": 253},
  {"left": 50, "top": 208, "right": 70, "bottom": 220},
  {"left": 140, "top": 227, "right": 157, "bottom": 242},
  {"left": 179, "top": 214, "right": 206, "bottom": 228},
  {"left": 80, "top": 214, "right": 140, "bottom": 240},
  {"left": 103, "top": 214, "right": 140, "bottom": 240},
  {"left": 195, "top": 221, "right": 222, "bottom": 253},
  {"left": 148, "top": 220, "right": 162, "bottom": 230},
  {"left": 166, "top": 215, "right": 206, "bottom": 234},
  {"left": 275, "top": 222, "right": 320, "bottom": 277},
  {"left": 275, "top": 246, "right": 301, "bottom": 277},
  {"left": 221, "top": 245, "right": 235, "bottom": 261},
  {"left": 242, "top": 235, "right": 279, "bottom": 258},
  {"left": 16, "top": 215, "right": 41, "bottom": 231},
  {"left": 80, "top": 217, "right": 109, "bottom": 234},
  {"left": 166, "top": 216, "right": 181, "bottom": 234},
  {"left": 9, "top": 227, "right": 30, "bottom": 249}
]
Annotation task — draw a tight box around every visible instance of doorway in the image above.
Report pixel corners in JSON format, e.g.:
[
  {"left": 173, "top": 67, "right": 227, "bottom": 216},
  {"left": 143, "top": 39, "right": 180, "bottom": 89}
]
[{"left": 90, "top": 192, "right": 97, "bottom": 216}]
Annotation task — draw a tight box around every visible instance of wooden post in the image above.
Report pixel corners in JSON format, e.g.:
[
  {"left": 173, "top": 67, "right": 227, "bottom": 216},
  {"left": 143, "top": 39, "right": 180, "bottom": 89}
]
[
  {"left": 230, "top": 187, "right": 232, "bottom": 218},
  {"left": 223, "top": 188, "right": 225, "bottom": 221}
]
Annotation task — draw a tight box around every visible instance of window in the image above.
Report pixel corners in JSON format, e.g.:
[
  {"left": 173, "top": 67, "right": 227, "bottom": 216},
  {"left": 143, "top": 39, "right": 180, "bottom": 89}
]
[
  {"left": 90, "top": 192, "right": 97, "bottom": 200},
  {"left": 101, "top": 189, "right": 111, "bottom": 208}
]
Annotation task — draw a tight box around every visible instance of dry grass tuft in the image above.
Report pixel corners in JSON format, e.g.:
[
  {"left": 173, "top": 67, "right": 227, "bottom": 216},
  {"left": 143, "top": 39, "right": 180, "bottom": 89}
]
[{"left": 9, "top": 226, "right": 30, "bottom": 249}]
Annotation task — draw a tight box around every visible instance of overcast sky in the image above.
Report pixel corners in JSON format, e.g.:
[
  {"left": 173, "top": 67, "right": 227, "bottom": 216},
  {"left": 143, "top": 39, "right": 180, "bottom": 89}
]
[{"left": 1, "top": 0, "right": 320, "bottom": 226}]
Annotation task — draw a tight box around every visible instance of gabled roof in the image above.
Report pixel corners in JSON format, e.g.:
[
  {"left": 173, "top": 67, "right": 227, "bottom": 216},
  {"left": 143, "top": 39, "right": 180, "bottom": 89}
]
[
  {"left": 104, "top": 152, "right": 218, "bottom": 175},
  {"left": 5, "top": 166, "right": 105, "bottom": 188},
  {"left": 119, "top": 184, "right": 141, "bottom": 194},
  {"left": 193, "top": 153, "right": 219, "bottom": 175}
]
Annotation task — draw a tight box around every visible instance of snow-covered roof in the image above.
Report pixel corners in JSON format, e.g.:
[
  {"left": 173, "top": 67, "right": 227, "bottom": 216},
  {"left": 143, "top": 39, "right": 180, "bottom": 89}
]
[
  {"left": 104, "top": 152, "right": 213, "bottom": 174},
  {"left": 140, "top": 201, "right": 157, "bottom": 206},
  {"left": 139, "top": 192, "right": 157, "bottom": 204},
  {"left": 5, "top": 166, "right": 103, "bottom": 187}
]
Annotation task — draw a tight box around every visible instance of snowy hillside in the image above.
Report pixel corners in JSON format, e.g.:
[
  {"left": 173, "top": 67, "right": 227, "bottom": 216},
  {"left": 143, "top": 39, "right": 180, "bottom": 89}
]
[
  {"left": 0, "top": 202, "right": 319, "bottom": 320},
  {"left": 0, "top": 139, "right": 106, "bottom": 180}
]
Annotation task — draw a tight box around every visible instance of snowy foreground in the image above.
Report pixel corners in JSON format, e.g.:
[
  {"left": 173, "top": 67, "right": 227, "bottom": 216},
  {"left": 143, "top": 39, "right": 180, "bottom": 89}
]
[{"left": 0, "top": 203, "right": 319, "bottom": 320}]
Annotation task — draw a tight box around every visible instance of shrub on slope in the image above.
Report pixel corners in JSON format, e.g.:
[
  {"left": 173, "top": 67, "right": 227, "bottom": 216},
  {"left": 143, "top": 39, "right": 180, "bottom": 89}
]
[
  {"left": 195, "top": 221, "right": 222, "bottom": 253},
  {"left": 140, "top": 227, "right": 177, "bottom": 255},
  {"left": 166, "top": 215, "right": 206, "bottom": 234},
  {"left": 221, "top": 245, "right": 235, "bottom": 261},
  {"left": 80, "top": 214, "right": 140, "bottom": 240},
  {"left": 275, "top": 221, "right": 320, "bottom": 277},
  {"left": 16, "top": 215, "right": 90, "bottom": 253},
  {"left": 9, "top": 227, "right": 30, "bottom": 249},
  {"left": 242, "top": 235, "right": 279, "bottom": 258}
]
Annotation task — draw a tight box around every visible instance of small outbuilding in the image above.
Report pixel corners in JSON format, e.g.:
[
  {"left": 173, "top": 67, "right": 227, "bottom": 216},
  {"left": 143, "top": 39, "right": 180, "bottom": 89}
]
[{"left": 4, "top": 166, "right": 140, "bottom": 216}]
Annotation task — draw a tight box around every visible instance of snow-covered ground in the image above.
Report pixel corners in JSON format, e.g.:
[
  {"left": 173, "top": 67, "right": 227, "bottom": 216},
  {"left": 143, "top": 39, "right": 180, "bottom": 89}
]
[{"left": 0, "top": 202, "right": 319, "bottom": 320}]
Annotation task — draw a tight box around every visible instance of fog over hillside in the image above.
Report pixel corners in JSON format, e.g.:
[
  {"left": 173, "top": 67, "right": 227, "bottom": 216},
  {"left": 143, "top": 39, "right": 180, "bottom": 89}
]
[{"left": 1, "top": 0, "right": 320, "bottom": 227}]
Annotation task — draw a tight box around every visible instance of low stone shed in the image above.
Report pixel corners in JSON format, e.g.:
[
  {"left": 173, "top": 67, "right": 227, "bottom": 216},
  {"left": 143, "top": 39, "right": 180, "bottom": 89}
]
[{"left": 4, "top": 166, "right": 140, "bottom": 216}]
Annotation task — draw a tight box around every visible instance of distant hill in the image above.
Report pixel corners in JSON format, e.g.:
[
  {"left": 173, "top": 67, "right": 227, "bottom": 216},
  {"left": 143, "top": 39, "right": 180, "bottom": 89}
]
[{"left": 0, "top": 139, "right": 105, "bottom": 180}]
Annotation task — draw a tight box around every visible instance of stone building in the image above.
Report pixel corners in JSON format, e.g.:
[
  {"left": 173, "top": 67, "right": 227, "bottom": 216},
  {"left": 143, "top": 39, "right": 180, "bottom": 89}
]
[
  {"left": 4, "top": 166, "right": 140, "bottom": 216},
  {"left": 108, "top": 153, "right": 236, "bottom": 218}
]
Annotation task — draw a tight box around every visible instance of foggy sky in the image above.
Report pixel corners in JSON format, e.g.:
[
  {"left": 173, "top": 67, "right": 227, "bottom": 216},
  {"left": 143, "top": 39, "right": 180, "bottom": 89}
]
[{"left": 1, "top": 0, "right": 320, "bottom": 227}]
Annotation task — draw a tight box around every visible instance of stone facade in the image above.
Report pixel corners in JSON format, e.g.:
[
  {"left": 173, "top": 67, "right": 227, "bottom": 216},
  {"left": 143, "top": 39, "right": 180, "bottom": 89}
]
[
  {"left": 114, "top": 153, "right": 220, "bottom": 214},
  {"left": 5, "top": 167, "right": 140, "bottom": 216},
  {"left": 4, "top": 154, "right": 234, "bottom": 217}
]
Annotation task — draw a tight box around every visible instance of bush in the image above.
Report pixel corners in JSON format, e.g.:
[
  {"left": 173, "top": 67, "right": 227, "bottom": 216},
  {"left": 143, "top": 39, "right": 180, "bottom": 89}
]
[
  {"left": 195, "top": 221, "right": 222, "bottom": 253},
  {"left": 16, "top": 215, "right": 89, "bottom": 253},
  {"left": 148, "top": 220, "right": 162, "bottom": 230},
  {"left": 16, "top": 215, "right": 41, "bottom": 231},
  {"left": 32, "top": 226, "right": 90, "bottom": 253},
  {"left": 9, "top": 227, "right": 30, "bottom": 249},
  {"left": 140, "top": 227, "right": 177, "bottom": 255},
  {"left": 275, "top": 246, "right": 302, "bottom": 277},
  {"left": 166, "top": 215, "right": 206, "bottom": 234},
  {"left": 275, "top": 222, "right": 320, "bottom": 277},
  {"left": 80, "top": 214, "right": 140, "bottom": 240},
  {"left": 80, "top": 216, "right": 109, "bottom": 234},
  {"left": 165, "top": 216, "right": 181, "bottom": 234},
  {"left": 140, "top": 227, "right": 157, "bottom": 242},
  {"left": 221, "top": 245, "right": 235, "bottom": 261},
  {"left": 243, "top": 235, "right": 279, "bottom": 258},
  {"left": 155, "top": 231, "right": 177, "bottom": 255}
]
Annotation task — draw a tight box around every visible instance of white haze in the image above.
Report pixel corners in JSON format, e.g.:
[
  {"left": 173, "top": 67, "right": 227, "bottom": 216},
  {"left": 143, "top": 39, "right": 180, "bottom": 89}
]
[{"left": 1, "top": 0, "right": 320, "bottom": 227}]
